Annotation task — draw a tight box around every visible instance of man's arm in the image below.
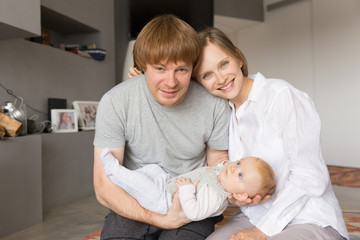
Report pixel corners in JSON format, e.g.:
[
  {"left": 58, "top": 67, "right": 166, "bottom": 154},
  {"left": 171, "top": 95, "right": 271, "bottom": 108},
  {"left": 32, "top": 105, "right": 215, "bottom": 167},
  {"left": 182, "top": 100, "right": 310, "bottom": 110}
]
[
  {"left": 205, "top": 145, "right": 229, "bottom": 166},
  {"left": 93, "top": 146, "right": 190, "bottom": 229}
]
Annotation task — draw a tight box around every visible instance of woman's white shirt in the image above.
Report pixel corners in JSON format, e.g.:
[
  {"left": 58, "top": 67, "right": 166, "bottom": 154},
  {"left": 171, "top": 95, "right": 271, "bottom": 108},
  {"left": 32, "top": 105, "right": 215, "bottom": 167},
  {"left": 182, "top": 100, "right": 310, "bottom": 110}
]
[{"left": 228, "top": 73, "right": 348, "bottom": 239}]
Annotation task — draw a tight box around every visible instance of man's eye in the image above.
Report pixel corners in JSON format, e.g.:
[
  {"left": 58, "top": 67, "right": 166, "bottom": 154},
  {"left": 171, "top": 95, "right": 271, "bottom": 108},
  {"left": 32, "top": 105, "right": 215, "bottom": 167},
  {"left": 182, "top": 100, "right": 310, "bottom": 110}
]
[{"left": 155, "top": 67, "right": 164, "bottom": 71}]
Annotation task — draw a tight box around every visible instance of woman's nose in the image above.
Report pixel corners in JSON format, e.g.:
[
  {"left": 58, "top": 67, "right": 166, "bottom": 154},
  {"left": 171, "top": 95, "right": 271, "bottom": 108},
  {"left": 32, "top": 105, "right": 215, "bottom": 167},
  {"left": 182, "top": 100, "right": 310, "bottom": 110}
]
[{"left": 217, "top": 72, "right": 227, "bottom": 85}]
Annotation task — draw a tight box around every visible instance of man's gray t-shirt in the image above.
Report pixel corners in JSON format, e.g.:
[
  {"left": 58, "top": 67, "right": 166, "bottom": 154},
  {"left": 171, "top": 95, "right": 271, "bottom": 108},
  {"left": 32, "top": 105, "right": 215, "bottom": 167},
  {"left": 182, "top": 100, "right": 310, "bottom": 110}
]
[{"left": 94, "top": 75, "right": 229, "bottom": 176}]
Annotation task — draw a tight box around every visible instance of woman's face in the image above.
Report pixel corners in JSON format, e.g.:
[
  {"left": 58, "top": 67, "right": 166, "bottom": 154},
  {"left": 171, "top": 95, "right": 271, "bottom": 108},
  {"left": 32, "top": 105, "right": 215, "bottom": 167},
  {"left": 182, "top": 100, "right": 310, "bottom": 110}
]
[{"left": 196, "top": 43, "right": 244, "bottom": 101}]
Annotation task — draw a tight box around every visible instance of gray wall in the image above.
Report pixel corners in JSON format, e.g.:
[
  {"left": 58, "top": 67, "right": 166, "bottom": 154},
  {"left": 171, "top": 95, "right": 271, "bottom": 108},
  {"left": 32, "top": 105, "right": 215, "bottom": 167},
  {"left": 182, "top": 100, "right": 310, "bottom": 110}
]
[{"left": 230, "top": 0, "right": 360, "bottom": 168}]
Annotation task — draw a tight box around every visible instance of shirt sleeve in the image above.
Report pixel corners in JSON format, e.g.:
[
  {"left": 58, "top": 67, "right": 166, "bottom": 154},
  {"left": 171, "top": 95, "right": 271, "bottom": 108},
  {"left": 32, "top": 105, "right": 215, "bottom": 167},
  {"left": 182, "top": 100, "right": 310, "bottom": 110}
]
[
  {"left": 178, "top": 184, "right": 226, "bottom": 221},
  {"left": 93, "top": 91, "right": 126, "bottom": 148},
  {"left": 256, "top": 87, "right": 331, "bottom": 236},
  {"left": 207, "top": 98, "right": 230, "bottom": 150}
]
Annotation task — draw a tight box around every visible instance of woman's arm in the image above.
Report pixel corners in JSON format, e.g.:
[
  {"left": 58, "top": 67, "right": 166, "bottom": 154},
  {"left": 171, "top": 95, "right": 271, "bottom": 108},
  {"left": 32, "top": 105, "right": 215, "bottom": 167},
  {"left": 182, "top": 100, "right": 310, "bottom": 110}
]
[{"left": 255, "top": 88, "right": 330, "bottom": 236}]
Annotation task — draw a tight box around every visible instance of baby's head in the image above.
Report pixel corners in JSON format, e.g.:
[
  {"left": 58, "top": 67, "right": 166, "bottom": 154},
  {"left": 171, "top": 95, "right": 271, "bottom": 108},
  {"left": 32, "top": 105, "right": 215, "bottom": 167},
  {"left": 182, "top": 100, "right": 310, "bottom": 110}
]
[{"left": 218, "top": 157, "right": 276, "bottom": 199}]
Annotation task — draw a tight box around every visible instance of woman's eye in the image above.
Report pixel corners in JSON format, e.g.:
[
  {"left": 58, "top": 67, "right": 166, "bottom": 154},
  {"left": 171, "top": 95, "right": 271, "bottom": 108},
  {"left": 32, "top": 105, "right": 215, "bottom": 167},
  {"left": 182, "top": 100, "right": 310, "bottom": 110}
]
[
  {"left": 202, "top": 73, "right": 211, "bottom": 80},
  {"left": 221, "top": 61, "right": 229, "bottom": 68}
]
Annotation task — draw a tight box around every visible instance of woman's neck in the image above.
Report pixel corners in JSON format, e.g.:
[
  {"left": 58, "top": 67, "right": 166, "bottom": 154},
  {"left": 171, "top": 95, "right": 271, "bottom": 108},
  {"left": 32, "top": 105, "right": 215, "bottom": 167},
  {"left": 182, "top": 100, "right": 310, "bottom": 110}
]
[{"left": 232, "top": 77, "right": 253, "bottom": 110}]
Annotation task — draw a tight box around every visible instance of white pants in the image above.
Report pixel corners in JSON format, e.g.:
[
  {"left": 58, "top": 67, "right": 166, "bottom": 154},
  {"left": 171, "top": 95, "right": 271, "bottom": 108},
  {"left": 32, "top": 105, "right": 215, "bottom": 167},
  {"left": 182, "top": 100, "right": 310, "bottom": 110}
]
[
  {"left": 206, "top": 212, "right": 346, "bottom": 240},
  {"left": 101, "top": 148, "right": 173, "bottom": 214}
]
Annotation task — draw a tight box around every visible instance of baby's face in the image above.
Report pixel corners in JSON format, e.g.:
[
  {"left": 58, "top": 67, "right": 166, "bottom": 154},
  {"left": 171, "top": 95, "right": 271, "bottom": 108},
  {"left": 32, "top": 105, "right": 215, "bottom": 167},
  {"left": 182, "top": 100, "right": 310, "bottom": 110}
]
[{"left": 219, "top": 158, "right": 262, "bottom": 197}]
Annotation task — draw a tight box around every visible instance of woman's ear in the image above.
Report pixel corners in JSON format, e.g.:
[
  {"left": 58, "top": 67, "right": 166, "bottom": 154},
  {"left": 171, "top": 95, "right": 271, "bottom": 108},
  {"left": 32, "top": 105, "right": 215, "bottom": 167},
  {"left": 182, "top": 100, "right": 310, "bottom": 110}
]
[
  {"left": 233, "top": 192, "right": 249, "bottom": 201},
  {"left": 235, "top": 49, "right": 244, "bottom": 68}
]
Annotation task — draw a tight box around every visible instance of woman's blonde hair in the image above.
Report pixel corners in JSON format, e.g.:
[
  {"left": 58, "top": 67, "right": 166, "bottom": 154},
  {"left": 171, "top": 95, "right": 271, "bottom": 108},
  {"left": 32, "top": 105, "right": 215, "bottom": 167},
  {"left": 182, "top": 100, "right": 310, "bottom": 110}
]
[
  {"left": 194, "top": 27, "right": 249, "bottom": 77},
  {"left": 133, "top": 14, "right": 201, "bottom": 72}
]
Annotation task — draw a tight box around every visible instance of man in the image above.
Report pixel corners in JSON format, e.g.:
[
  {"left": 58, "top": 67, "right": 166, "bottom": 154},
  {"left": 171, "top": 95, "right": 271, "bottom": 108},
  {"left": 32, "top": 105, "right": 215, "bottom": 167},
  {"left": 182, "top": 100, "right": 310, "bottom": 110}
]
[{"left": 93, "top": 14, "right": 230, "bottom": 239}]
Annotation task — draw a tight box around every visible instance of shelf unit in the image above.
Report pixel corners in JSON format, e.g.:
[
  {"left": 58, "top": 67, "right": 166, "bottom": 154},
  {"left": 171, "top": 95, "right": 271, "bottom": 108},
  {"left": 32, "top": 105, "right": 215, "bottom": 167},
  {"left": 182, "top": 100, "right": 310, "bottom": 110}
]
[
  {"left": 0, "top": 1, "right": 116, "bottom": 237},
  {"left": 0, "top": 0, "right": 41, "bottom": 40},
  {"left": 0, "top": 131, "right": 95, "bottom": 238}
]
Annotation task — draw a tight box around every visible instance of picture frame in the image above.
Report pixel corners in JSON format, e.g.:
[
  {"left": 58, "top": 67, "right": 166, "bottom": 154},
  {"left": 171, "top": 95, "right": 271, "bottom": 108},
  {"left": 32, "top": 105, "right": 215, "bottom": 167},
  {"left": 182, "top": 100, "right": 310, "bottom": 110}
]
[
  {"left": 51, "top": 109, "right": 78, "bottom": 133},
  {"left": 72, "top": 101, "right": 98, "bottom": 130}
]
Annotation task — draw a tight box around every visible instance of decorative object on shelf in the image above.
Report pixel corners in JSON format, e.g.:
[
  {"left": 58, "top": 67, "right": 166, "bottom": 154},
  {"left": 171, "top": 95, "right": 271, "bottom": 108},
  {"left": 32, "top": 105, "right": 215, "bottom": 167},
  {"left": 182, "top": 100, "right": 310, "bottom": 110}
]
[
  {"left": 72, "top": 101, "right": 98, "bottom": 131},
  {"left": 82, "top": 48, "right": 106, "bottom": 61},
  {"left": 48, "top": 98, "right": 67, "bottom": 122},
  {"left": 0, "top": 112, "right": 22, "bottom": 137},
  {"left": 0, "top": 126, "right": 5, "bottom": 139},
  {"left": 51, "top": 109, "right": 78, "bottom": 133},
  {"left": 0, "top": 98, "right": 27, "bottom": 135},
  {"left": 1, "top": 82, "right": 49, "bottom": 135}
]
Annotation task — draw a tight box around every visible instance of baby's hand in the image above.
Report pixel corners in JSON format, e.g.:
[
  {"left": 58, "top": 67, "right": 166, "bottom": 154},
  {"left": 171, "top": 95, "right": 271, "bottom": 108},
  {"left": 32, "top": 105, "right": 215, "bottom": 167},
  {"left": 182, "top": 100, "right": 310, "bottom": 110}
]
[{"left": 175, "top": 177, "right": 200, "bottom": 187}]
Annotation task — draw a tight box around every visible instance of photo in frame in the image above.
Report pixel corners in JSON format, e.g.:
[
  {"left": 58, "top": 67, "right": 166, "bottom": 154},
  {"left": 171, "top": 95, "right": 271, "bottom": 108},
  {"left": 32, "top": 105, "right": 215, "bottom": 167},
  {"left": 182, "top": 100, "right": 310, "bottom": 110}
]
[
  {"left": 51, "top": 109, "right": 78, "bottom": 133},
  {"left": 72, "top": 101, "right": 98, "bottom": 130}
]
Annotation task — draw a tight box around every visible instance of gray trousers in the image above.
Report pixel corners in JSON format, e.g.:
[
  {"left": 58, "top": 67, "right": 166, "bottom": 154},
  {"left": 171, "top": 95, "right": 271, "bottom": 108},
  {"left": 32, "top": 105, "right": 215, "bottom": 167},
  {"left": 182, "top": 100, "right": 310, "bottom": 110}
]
[
  {"left": 101, "top": 210, "right": 223, "bottom": 240},
  {"left": 206, "top": 213, "right": 346, "bottom": 240}
]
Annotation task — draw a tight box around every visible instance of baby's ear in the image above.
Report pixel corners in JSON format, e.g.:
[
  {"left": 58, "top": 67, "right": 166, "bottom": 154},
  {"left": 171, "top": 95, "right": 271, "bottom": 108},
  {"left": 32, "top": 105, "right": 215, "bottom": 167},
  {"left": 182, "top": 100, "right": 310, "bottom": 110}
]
[{"left": 233, "top": 192, "right": 248, "bottom": 201}]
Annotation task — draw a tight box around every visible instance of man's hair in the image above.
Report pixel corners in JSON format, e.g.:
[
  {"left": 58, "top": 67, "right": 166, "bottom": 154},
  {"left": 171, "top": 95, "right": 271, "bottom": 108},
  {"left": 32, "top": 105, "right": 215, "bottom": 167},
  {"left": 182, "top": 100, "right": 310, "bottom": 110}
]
[
  {"left": 133, "top": 14, "right": 201, "bottom": 72},
  {"left": 255, "top": 158, "right": 276, "bottom": 198}
]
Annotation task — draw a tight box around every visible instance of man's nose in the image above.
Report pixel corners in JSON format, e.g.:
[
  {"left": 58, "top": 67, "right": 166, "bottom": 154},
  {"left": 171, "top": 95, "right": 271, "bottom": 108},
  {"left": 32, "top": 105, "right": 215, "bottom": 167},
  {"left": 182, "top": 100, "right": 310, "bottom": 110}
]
[{"left": 165, "top": 72, "right": 177, "bottom": 88}]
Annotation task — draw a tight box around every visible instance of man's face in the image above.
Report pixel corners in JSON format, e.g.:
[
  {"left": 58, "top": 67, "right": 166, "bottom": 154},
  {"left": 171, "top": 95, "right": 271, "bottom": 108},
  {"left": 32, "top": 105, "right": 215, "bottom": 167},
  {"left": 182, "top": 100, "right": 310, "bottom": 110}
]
[{"left": 144, "top": 60, "right": 193, "bottom": 108}]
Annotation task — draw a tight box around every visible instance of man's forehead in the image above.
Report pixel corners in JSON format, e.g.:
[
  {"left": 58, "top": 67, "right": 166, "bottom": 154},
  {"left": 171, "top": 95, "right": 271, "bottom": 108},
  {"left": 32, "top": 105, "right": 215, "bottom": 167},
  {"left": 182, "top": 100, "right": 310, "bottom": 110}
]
[{"left": 149, "top": 60, "right": 192, "bottom": 68}]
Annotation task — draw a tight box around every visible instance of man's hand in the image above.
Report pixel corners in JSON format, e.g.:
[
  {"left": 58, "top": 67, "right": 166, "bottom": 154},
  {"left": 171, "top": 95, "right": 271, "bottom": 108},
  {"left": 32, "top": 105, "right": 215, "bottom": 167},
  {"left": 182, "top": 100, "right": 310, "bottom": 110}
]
[
  {"left": 228, "top": 193, "right": 271, "bottom": 207},
  {"left": 162, "top": 191, "right": 191, "bottom": 229},
  {"left": 230, "top": 227, "right": 269, "bottom": 240}
]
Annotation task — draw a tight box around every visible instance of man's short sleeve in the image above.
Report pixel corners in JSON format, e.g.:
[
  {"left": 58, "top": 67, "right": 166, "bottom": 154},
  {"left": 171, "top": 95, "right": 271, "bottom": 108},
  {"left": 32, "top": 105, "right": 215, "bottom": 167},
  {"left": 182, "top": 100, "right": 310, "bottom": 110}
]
[
  {"left": 93, "top": 90, "right": 126, "bottom": 148},
  {"left": 207, "top": 98, "right": 230, "bottom": 150}
]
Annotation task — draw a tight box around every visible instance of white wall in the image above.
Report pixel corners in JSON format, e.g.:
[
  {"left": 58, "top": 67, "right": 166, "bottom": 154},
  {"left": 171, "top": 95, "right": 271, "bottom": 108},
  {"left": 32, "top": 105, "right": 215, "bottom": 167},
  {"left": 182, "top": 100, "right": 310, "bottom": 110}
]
[{"left": 229, "top": 0, "right": 360, "bottom": 168}]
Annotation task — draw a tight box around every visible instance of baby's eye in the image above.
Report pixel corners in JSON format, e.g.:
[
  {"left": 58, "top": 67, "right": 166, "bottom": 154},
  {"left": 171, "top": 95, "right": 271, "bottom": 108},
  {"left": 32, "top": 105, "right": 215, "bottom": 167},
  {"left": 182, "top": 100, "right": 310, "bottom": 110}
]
[
  {"left": 237, "top": 162, "right": 240, "bottom": 166},
  {"left": 238, "top": 172, "right": 243, "bottom": 179}
]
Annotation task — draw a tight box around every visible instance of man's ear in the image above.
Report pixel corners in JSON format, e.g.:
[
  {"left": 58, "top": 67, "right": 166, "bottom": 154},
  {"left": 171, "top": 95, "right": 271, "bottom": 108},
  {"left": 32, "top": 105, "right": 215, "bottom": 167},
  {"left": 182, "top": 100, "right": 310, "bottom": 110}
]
[{"left": 233, "top": 192, "right": 248, "bottom": 201}]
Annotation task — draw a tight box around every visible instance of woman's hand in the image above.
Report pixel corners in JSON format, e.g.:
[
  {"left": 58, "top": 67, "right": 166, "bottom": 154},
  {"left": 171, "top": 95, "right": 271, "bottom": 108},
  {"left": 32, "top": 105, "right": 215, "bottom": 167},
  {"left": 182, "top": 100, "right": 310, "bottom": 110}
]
[
  {"left": 230, "top": 227, "right": 269, "bottom": 240},
  {"left": 127, "top": 67, "right": 142, "bottom": 78},
  {"left": 228, "top": 193, "right": 271, "bottom": 207}
]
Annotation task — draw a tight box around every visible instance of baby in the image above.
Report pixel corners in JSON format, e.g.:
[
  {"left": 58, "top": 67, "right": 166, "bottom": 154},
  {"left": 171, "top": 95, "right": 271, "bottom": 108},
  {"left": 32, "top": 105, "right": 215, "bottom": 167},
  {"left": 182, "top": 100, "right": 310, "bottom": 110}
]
[{"left": 101, "top": 148, "right": 276, "bottom": 221}]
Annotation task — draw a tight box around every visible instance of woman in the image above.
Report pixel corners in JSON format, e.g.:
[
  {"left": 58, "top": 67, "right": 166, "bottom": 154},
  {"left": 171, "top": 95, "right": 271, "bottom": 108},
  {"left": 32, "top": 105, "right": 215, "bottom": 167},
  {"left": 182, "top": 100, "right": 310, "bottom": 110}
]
[
  {"left": 128, "top": 27, "right": 348, "bottom": 239},
  {"left": 194, "top": 28, "right": 348, "bottom": 240}
]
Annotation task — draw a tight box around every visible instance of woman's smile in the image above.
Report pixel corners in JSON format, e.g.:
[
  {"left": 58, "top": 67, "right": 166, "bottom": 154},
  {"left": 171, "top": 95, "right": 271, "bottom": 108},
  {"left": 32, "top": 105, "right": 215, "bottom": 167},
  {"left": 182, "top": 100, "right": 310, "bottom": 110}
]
[{"left": 218, "top": 79, "right": 235, "bottom": 92}]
